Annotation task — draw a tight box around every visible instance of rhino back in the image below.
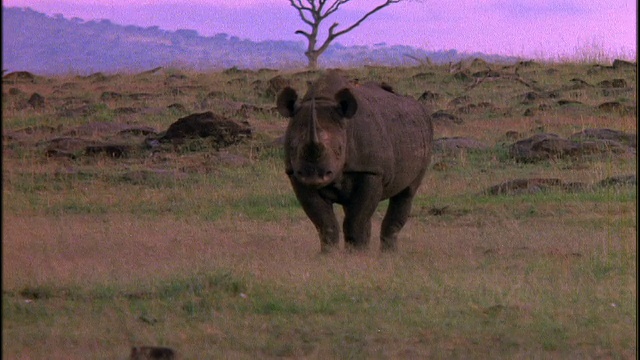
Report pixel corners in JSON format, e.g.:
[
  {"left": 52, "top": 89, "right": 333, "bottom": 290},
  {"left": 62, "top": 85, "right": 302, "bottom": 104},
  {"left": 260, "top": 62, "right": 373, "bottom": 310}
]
[{"left": 345, "top": 84, "right": 433, "bottom": 194}]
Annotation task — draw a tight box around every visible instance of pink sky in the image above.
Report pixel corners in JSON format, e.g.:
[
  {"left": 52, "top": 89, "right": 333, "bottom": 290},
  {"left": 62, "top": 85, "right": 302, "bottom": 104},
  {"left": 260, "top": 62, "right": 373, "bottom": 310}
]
[{"left": 3, "top": 0, "right": 637, "bottom": 59}]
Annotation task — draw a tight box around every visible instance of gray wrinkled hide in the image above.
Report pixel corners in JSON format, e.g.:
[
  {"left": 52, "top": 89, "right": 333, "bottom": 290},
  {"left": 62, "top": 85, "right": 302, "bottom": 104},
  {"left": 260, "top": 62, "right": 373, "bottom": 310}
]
[{"left": 278, "top": 70, "right": 433, "bottom": 252}]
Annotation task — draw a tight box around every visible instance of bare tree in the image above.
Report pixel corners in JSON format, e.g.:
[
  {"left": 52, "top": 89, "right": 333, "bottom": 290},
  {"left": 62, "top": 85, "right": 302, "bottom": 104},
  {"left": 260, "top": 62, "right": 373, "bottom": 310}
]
[{"left": 289, "top": 0, "right": 406, "bottom": 69}]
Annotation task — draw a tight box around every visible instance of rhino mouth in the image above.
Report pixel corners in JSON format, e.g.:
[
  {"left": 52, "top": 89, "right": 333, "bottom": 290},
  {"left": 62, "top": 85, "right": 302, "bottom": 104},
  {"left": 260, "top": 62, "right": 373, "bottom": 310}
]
[{"left": 291, "top": 165, "right": 336, "bottom": 188}]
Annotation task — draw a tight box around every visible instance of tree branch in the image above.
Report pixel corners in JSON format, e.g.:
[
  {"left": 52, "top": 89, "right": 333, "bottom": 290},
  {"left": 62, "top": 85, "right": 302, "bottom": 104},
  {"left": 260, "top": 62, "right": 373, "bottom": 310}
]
[
  {"left": 295, "top": 30, "right": 312, "bottom": 40},
  {"left": 323, "top": 0, "right": 350, "bottom": 18},
  {"left": 316, "top": 0, "right": 401, "bottom": 54},
  {"left": 289, "top": 0, "right": 315, "bottom": 26},
  {"left": 332, "top": 0, "right": 401, "bottom": 38}
]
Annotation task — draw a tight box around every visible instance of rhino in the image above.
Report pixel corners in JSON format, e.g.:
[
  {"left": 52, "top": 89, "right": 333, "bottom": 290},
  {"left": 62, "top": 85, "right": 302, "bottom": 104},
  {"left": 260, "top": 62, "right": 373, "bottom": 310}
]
[{"left": 277, "top": 70, "right": 433, "bottom": 252}]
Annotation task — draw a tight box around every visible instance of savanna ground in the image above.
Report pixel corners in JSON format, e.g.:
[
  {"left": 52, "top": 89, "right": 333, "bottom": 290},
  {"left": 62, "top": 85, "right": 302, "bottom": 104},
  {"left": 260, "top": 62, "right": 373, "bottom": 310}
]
[{"left": 2, "top": 58, "right": 637, "bottom": 359}]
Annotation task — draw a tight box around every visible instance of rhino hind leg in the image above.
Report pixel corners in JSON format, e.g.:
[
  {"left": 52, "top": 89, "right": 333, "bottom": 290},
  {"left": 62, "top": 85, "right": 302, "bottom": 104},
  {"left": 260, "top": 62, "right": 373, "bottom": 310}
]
[{"left": 380, "top": 187, "right": 418, "bottom": 251}]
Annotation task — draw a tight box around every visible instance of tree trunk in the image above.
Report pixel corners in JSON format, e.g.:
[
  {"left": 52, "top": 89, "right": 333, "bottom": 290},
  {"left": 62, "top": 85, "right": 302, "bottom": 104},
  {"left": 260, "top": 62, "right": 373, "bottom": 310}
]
[{"left": 306, "top": 51, "right": 320, "bottom": 69}]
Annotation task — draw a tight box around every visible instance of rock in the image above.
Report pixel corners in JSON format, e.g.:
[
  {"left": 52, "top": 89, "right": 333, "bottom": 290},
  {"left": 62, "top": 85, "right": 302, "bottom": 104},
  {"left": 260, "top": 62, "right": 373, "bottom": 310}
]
[
  {"left": 167, "top": 103, "right": 187, "bottom": 113},
  {"left": 573, "top": 139, "right": 629, "bottom": 155},
  {"left": 27, "top": 93, "right": 45, "bottom": 109},
  {"left": 485, "top": 178, "right": 564, "bottom": 195},
  {"left": 557, "top": 99, "right": 583, "bottom": 106},
  {"left": 63, "top": 122, "right": 155, "bottom": 137},
  {"left": 509, "top": 131, "right": 635, "bottom": 162},
  {"left": 508, "top": 133, "right": 562, "bottom": 162},
  {"left": 484, "top": 174, "right": 634, "bottom": 196},
  {"left": 216, "top": 152, "right": 250, "bottom": 166},
  {"left": 8, "top": 87, "right": 25, "bottom": 96},
  {"left": 596, "top": 79, "right": 628, "bottom": 88},
  {"left": 569, "top": 128, "right": 636, "bottom": 148},
  {"left": 3, "top": 125, "right": 61, "bottom": 144},
  {"left": 3, "top": 71, "right": 36, "bottom": 82},
  {"left": 117, "top": 126, "right": 158, "bottom": 136},
  {"left": 434, "top": 137, "right": 490, "bottom": 153},
  {"left": 43, "top": 137, "right": 95, "bottom": 157},
  {"left": 472, "top": 69, "right": 501, "bottom": 78},
  {"left": 204, "top": 90, "right": 226, "bottom": 99},
  {"left": 612, "top": 59, "right": 636, "bottom": 69},
  {"left": 121, "top": 169, "right": 188, "bottom": 185},
  {"left": 168, "top": 87, "right": 184, "bottom": 96},
  {"left": 412, "top": 72, "right": 435, "bottom": 80},
  {"left": 562, "top": 78, "right": 592, "bottom": 90},
  {"left": 84, "top": 143, "right": 131, "bottom": 158},
  {"left": 80, "top": 72, "right": 109, "bottom": 82},
  {"left": 431, "top": 161, "right": 450, "bottom": 171},
  {"left": 129, "top": 93, "right": 154, "bottom": 101},
  {"left": 597, "top": 174, "right": 636, "bottom": 187},
  {"left": 100, "top": 91, "right": 123, "bottom": 101},
  {"left": 530, "top": 137, "right": 582, "bottom": 157},
  {"left": 130, "top": 346, "right": 175, "bottom": 360},
  {"left": 447, "top": 95, "right": 471, "bottom": 107},
  {"left": 430, "top": 110, "right": 464, "bottom": 125},
  {"left": 11, "top": 125, "right": 61, "bottom": 135},
  {"left": 450, "top": 71, "right": 471, "bottom": 82},
  {"left": 198, "top": 98, "right": 245, "bottom": 115},
  {"left": 455, "top": 102, "right": 496, "bottom": 115},
  {"left": 504, "top": 131, "right": 523, "bottom": 140},
  {"left": 518, "top": 90, "right": 558, "bottom": 104},
  {"left": 265, "top": 75, "right": 290, "bottom": 98},
  {"left": 518, "top": 60, "right": 539, "bottom": 67},
  {"left": 468, "top": 57, "right": 489, "bottom": 69},
  {"left": 56, "top": 104, "right": 99, "bottom": 118},
  {"left": 114, "top": 107, "right": 141, "bottom": 115},
  {"left": 237, "top": 103, "right": 278, "bottom": 118},
  {"left": 596, "top": 102, "right": 634, "bottom": 115},
  {"left": 520, "top": 91, "right": 542, "bottom": 104},
  {"left": 43, "top": 137, "right": 132, "bottom": 158},
  {"left": 257, "top": 68, "right": 278, "bottom": 74},
  {"left": 223, "top": 66, "right": 242, "bottom": 75},
  {"left": 138, "top": 66, "right": 163, "bottom": 75},
  {"left": 160, "top": 111, "right": 252, "bottom": 148},
  {"left": 418, "top": 90, "right": 440, "bottom": 102}
]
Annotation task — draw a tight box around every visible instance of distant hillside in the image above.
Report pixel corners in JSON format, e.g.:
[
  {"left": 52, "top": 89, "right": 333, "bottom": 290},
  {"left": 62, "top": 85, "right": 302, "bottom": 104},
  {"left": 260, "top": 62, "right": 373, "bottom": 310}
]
[{"left": 2, "top": 7, "right": 519, "bottom": 75}]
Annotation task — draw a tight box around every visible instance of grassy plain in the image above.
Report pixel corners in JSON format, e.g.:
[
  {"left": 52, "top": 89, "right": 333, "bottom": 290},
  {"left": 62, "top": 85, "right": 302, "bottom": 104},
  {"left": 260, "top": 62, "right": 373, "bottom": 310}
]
[{"left": 2, "top": 59, "right": 637, "bottom": 359}]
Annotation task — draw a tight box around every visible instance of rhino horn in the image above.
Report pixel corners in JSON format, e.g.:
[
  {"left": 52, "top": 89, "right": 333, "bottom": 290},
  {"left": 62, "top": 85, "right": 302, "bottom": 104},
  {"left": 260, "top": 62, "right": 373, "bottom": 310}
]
[
  {"left": 301, "top": 98, "right": 324, "bottom": 162},
  {"left": 309, "top": 98, "right": 320, "bottom": 145}
]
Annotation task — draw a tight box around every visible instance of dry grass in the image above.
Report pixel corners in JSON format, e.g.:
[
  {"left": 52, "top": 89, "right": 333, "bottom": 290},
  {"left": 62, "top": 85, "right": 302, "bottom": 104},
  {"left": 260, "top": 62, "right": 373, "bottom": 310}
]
[
  {"left": 2, "top": 59, "right": 637, "bottom": 358},
  {"left": 3, "top": 206, "right": 635, "bottom": 358}
]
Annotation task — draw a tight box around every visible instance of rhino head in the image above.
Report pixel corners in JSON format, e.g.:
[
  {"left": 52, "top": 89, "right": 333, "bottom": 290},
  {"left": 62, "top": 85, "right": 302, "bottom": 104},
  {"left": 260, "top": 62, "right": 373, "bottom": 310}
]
[{"left": 277, "top": 86, "right": 358, "bottom": 188}]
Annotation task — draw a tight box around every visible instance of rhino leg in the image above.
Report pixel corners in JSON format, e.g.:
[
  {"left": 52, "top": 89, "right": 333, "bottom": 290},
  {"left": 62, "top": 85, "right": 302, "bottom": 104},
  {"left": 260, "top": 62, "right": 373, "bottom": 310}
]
[
  {"left": 291, "top": 182, "right": 340, "bottom": 252},
  {"left": 380, "top": 186, "right": 418, "bottom": 252},
  {"left": 342, "top": 174, "right": 384, "bottom": 251}
]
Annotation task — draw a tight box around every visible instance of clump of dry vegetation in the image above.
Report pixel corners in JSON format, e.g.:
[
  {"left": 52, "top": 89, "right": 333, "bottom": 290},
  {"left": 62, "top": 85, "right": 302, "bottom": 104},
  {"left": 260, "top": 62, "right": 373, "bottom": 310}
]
[{"left": 2, "top": 58, "right": 636, "bottom": 359}]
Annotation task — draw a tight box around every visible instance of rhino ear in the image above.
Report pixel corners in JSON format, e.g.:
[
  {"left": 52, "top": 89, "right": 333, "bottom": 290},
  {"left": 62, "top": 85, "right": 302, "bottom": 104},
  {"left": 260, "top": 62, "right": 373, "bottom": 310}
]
[
  {"left": 335, "top": 88, "right": 357, "bottom": 118},
  {"left": 276, "top": 87, "right": 298, "bottom": 118}
]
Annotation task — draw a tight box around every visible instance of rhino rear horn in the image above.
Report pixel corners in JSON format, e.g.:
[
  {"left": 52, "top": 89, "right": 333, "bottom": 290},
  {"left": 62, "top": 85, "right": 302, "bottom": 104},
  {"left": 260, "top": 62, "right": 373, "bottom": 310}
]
[
  {"left": 277, "top": 87, "right": 298, "bottom": 118},
  {"left": 335, "top": 88, "right": 358, "bottom": 118}
]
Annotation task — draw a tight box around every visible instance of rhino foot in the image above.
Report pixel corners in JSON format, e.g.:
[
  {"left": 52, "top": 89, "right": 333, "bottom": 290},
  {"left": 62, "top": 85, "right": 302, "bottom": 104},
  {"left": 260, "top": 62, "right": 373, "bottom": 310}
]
[
  {"left": 320, "top": 242, "right": 340, "bottom": 254},
  {"left": 380, "top": 238, "right": 398, "bottom": 252},
  {"left": 344, "top": 241, "right": 370, "bottom": 253}
]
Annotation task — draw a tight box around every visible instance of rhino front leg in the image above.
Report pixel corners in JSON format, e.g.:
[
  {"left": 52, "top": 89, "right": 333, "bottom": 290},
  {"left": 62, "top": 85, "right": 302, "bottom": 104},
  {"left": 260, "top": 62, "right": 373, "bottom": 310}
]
[
  {"left": 291, "top": 182, "right": 340, "bottom": 252},
  {"left": 380, "top": 187, "right": 417, "bottom": 252},
  {"left": 342, "top": 174, "right": 384, "bottom": 251}
]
